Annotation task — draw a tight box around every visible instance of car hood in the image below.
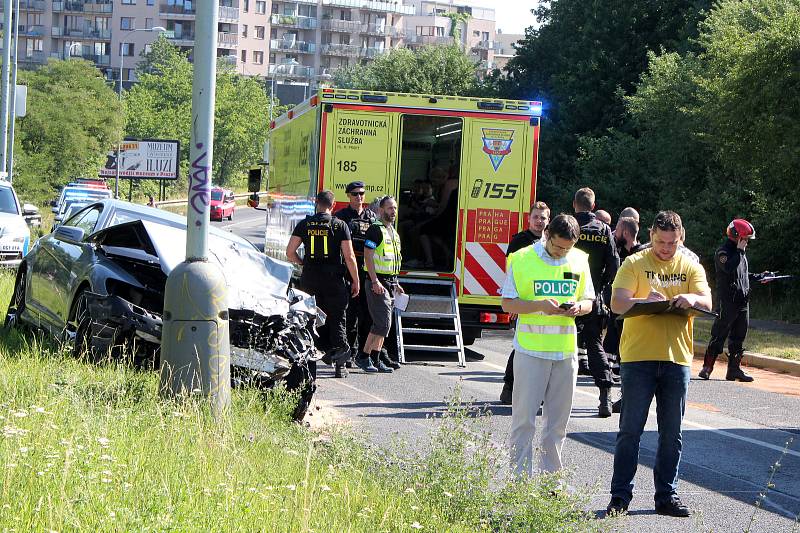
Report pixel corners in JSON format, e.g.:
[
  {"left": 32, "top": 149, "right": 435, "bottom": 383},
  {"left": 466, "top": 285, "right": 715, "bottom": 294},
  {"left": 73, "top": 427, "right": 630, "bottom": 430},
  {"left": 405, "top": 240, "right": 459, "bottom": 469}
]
[
  {"left": 94, "top": 220, "right": 293, "bottom": 316},
  {"left": 0, "top": 211, "right": 30, "bottom": 237}
]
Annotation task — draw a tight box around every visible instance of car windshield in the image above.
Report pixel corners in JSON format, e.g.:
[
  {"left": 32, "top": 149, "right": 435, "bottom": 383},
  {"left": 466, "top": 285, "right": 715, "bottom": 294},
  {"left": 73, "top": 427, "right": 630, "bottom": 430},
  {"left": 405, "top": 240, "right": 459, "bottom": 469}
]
[
  {"left": 211, "top": 191, "right": 223, "bottom": 201},
  {"left": 0, "top": 187, "right": 18, "bottom": 215}
]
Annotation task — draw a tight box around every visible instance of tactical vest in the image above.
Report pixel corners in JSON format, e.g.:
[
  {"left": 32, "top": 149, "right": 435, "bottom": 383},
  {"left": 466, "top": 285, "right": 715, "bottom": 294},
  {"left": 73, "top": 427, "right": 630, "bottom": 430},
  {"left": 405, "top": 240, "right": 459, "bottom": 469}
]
[
  {"left": 364, "top": 222, "right": 401, "bottom": 276},
  {"left": 510, "top": 245, "right": 588, "bottom": 358},
  {"left": 302, "top": 214, "right": 342, "bottom": 271}
]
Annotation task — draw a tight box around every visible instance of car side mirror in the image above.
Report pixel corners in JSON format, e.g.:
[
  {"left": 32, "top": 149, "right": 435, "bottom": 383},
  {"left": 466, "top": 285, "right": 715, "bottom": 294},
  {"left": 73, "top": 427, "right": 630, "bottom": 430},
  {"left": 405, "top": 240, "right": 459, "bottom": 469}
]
[
  {"left": 22, "top": 203, "right": 38, "bottom": 216},
  {"left": 53, "top": 225, "right": 85, "bottom": 244}
]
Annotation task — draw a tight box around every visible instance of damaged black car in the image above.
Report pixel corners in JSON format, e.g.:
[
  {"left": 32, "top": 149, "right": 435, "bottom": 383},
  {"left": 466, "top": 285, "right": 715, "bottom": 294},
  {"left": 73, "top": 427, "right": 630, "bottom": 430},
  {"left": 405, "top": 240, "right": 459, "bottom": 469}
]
[{"left": 5, "top": 199, "right": 322, "bottom": 419}]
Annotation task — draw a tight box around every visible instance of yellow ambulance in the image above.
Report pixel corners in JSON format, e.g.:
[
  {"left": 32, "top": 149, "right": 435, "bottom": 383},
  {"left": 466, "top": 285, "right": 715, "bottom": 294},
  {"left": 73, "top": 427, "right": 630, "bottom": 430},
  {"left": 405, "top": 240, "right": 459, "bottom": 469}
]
[{"left": 264, "top": 88, "right": 542, "bottom": 356}]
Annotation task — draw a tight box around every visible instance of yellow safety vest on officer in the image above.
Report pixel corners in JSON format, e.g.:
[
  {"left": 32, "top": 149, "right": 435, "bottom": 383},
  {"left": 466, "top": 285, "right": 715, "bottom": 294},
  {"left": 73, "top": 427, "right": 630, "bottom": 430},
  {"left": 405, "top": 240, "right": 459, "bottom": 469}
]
[
  {"left": 363, "top": 222, "right": 402, "bottom": 276},
  {"left": 509, "top": 245, "right": 589, "bottom": 358}
]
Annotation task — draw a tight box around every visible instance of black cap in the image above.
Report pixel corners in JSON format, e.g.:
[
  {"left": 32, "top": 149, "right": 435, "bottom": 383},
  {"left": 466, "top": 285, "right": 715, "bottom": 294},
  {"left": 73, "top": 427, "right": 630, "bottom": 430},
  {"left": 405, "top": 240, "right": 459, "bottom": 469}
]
[{"left": 345, "top": 181, "right": 365, "bottom": 193}]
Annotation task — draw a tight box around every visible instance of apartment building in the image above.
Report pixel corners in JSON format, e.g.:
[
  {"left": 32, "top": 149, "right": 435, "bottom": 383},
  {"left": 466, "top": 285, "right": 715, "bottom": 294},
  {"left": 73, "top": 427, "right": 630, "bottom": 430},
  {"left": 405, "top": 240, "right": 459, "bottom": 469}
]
[
  {"left": 492, "top": 30, "right": 522, "bottom": 71},
  {"left": 5, "top": 1, "right": 501, "bottom": 103},
  {"left": 402, "top": 0, "right": 495, "bottom": 71}
]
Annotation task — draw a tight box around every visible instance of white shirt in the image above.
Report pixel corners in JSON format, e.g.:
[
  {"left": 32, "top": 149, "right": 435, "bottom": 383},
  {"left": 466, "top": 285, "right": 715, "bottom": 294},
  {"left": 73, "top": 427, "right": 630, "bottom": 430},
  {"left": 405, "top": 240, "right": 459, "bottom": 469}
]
[{"left": 502, "top": 240, "right": 595, "bottom": 360}]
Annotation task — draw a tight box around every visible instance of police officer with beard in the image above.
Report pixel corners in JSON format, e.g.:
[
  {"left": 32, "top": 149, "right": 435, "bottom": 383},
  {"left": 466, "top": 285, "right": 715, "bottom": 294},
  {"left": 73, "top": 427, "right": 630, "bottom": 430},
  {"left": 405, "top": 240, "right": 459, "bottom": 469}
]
[
  {"left": 286, "top": 190, "right": 360, "bottom": 378},
  {"left": 573, "top": 187, "right": 620, "bottom": 417}
]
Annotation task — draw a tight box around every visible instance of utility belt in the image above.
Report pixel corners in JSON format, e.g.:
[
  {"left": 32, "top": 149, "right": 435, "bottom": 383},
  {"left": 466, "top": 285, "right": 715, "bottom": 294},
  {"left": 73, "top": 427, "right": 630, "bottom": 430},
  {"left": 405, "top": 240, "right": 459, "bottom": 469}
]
[
  {"left": 372, "top": 274, "right": 398, "bottom": 291},
  {"left": 302, "top": 263, "right": 346, "bottom": 277}
]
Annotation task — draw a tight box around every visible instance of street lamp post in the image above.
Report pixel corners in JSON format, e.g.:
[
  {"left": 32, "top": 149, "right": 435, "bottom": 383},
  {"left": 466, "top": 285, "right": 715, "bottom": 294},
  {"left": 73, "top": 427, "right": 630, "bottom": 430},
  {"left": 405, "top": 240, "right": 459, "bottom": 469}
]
[
  {"left": 67, "top": 42, "right": 82, "bottom": 59},
  {"left": 269, "top": 58, "right": 299, "bottom": 123},
  {"left": 115, "top": 26, "right": 166, "bottom": 198}
]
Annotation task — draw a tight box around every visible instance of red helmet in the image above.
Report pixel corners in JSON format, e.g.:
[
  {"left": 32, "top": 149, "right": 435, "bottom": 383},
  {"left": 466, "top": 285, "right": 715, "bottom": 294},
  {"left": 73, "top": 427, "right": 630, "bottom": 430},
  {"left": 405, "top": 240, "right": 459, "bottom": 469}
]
[{"left": 727, "top": 219, "right": 755, "bottom": 240}]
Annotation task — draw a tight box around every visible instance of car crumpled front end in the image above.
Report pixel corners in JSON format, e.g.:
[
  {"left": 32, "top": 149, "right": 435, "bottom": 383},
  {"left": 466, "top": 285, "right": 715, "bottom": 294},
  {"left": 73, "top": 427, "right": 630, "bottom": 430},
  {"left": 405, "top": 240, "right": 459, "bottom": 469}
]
[{"left": 86, "top": 219, "right": 325, "bottom": 419}]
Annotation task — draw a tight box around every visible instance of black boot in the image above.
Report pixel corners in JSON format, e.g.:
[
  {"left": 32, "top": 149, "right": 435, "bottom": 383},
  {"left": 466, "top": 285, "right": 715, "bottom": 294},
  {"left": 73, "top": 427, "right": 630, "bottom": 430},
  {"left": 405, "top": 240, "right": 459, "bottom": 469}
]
[
  {"left": 334, "top": 363, "right": 348, "bottom": 378},
  {"left": 698, "top": 349, "right": 719, "bottom": 379},
  {"left": 379, "top": 349, "right": 400, "bottom": 370},
  {"left": 372, "top": 351, "right": 393, "bottom": 373},
  {"left": 500, "top": 382, "right": 513, "bottom": 405},
  {"left": 354, "top": 351, "right": 378, "bottom": 373},
  {"left": 726, "top": 351, "right": 754, "bottom": 382},
  {"left": 598, "top": 387, "right": 612, "bottom": 418}
]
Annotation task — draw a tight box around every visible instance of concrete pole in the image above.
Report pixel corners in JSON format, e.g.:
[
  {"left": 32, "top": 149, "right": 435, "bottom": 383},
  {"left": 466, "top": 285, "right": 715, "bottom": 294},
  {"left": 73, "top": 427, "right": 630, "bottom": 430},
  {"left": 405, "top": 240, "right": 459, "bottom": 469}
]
[
  {"left": 7, "top": 0, "right": 19, "bottom": 183},
  {"left": 115, "top": 48, "right": 124, "bottom": 198},
  {"left": 0, "top": 0, "right": 13, "bottom": 175},
  {"left": 159, "top": 0, "right": 230, "bottom": 416}
]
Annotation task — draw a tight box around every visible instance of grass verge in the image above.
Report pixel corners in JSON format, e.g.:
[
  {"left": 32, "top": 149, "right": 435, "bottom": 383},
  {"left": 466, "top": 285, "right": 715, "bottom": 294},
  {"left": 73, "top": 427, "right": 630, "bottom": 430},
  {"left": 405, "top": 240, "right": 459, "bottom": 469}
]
[
  {"left": 0, "top": 272, "right": 599, "bottom": 531},
  {"left": 694, "top": 319, "right": 800, "bottom": 362}
]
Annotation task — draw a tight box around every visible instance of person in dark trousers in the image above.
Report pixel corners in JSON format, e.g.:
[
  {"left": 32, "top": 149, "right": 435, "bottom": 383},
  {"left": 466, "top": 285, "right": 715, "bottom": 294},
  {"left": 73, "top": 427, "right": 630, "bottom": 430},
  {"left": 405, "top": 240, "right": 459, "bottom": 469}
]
[
  {"left": 500, "top": 201, "right": 549, "bottom": 405},
  {"left": 606, "top": 210, "right": 711, "bottom": 518},
  {"left": 334, "top": 181, "right": 385, "bottom": 367},
  {"left": 699, "top": 219, "right": 767, "bottom": 382},
  {"left": 573, "top": 187, "right": 620, "bottom": 417},
  {"left": 605, "top": 215, "right": 648, "bottom": 413},
  {"left": 286, "top": 190, "right": 360, "bottom": 378}
]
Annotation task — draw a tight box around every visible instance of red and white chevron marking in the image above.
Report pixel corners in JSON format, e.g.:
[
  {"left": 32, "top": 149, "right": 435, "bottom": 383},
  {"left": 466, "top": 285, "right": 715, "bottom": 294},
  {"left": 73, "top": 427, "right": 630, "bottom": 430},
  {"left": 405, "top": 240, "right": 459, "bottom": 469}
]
[{"left": 462, "top": 242, "right": 509, "bottom": 296}]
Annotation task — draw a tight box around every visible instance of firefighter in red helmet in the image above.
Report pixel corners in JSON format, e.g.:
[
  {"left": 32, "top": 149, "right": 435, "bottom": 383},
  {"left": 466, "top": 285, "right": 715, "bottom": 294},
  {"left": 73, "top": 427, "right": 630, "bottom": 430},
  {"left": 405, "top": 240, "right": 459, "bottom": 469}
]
[{"left": 700, "top": 219, "right": 764, "bottom": 381}]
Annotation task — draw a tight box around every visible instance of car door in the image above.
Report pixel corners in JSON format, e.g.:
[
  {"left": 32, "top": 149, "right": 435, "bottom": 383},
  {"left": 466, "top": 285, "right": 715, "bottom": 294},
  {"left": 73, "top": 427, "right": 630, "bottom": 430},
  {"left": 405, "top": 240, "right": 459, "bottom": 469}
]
[{"left": 29, "top": 205, "right": 103, "bottom": 330}]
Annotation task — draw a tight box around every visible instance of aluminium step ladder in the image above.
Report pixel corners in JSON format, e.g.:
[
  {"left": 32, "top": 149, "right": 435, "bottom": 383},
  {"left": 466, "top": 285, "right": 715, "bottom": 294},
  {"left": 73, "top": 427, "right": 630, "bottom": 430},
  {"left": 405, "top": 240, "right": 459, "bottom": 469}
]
[{"left": 394, "top": 277, "right": 465, "bottom": 367}]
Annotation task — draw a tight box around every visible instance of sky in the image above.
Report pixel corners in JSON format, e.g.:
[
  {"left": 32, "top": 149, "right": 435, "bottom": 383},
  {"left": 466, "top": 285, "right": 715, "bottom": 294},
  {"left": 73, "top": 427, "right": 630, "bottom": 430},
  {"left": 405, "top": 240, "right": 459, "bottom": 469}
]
[{"left": 469, "top": 0, "right": 540, "bottom": 35}]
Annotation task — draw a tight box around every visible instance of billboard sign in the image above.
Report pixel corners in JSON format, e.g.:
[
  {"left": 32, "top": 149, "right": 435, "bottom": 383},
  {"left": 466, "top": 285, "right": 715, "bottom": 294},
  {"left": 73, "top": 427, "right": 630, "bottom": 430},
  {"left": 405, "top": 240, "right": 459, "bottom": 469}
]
[{"left": 100, "top": 139, "right": 180, "bottom": 180}]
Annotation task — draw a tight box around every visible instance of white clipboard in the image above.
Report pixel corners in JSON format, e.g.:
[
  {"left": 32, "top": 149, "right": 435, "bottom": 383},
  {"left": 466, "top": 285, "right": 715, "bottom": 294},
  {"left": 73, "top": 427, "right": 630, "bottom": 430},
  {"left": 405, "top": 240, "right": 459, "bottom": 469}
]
[{"left": 393, "top": 292, "right": 410, "bottom": 312}]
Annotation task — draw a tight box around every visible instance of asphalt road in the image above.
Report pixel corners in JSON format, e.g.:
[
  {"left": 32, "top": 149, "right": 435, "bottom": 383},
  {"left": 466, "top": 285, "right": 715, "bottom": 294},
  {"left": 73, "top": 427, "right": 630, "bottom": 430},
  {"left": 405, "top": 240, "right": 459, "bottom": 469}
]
[{"left": 225, "top": 207, "right": 800, "bottom": 532}]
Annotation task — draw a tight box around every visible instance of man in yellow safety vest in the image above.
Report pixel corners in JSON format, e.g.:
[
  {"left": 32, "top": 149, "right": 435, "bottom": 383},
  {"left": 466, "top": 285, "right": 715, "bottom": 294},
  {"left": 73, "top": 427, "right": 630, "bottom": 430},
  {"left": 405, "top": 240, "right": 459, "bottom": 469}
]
[{"left": 502, "top": 214, "right": 595, "bottom": 478}]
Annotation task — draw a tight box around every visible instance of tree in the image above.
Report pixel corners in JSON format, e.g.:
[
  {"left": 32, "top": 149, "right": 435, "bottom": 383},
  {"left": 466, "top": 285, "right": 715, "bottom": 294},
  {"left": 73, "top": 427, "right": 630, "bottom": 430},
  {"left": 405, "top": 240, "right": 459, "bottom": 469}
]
[
  {"left": 126, "top": 36, "right": 275, "bottom": 193},
  {"left": 333, "top": 45, "right": 482, "bottom": 96},
  {"left": 493, "top": 0, "right": 713, "bottom": 210},
  {"left": 13, "top": 59, "right": 123, "bottom": 203}
]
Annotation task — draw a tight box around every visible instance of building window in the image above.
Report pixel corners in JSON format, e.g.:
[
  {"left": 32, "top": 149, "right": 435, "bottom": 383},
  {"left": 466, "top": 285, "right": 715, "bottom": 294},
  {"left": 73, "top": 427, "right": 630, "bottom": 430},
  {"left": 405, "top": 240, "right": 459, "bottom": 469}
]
[
  {"left": 253, "top": 51, "right": 263, "bottom": 64},
  {"left": 120, "top": 17, "right": 134, "bottom": 30},
  {"left": 121, "top": 0, "right": 135, "bottom": 4},
  {"left": 243, "top": 0, "right": 248, "bottom": 12},
  {"left": 145, "top": 18, "right": 153, "bottom": 29},
  {"left": 473, "top": 30, "right": 480, "bottom": 37},
  {"left": 147, "top": 0, "right": 154, "bottom": 4},
  {"left": 255, "top": 26, "right": 264, "bottom": 39},
  {"left": 120, "top": 42, "right": 134, "bottom": 56},
  {"left": 255, "top": 0, "right": 265, "bottom": 14},
  {"left": 241, "top": 24, "right": 247, "bottom": 38},
  {"left": 482, "top": 31, "right": 489, "bottom": 40},
  {"left": 240, "top": 49, "right": 246, "bottom": 62},
  {"left": 269, "top": 53, "right": 275, "bottom": 63}
]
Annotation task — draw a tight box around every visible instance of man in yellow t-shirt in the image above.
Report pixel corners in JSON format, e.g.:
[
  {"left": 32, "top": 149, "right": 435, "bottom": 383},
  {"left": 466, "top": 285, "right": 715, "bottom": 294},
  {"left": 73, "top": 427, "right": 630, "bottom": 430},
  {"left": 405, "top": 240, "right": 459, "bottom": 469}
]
[{"left": 606, "top": 211, "right": 711, "bottom": 519}]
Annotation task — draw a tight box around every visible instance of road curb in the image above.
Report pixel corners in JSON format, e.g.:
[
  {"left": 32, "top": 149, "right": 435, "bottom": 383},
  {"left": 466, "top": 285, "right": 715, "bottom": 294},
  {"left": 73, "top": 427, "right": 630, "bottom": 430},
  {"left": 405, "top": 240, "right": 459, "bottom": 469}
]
[{"left": 693, "top": 342, "right": 800, "bottom": 377}]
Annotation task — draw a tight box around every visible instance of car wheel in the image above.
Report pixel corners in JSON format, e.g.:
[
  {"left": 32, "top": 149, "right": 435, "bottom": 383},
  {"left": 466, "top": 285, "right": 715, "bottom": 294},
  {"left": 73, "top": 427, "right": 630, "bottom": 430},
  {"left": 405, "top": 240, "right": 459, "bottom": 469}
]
[
  {"left": 229, "top": 210, "right": 233, "bottom": 221},
  {"left": 4, "top": 266, "right": 27, "bottom": 329},
  {"left": 71, "top": 291, "right": 92, "bottom": 359}
]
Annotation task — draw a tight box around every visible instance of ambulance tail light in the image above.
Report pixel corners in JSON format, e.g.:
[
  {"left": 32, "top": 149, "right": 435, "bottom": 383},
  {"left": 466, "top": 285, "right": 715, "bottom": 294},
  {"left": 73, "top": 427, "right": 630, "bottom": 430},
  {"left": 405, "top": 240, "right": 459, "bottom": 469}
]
[{"left": 480, "top": 312, "right": 510, "bottom": 324}]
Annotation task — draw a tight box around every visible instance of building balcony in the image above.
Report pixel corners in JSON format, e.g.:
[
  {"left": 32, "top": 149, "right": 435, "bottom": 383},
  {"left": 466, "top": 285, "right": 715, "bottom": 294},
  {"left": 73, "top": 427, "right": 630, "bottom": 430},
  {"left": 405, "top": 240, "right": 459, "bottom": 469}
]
[
  {"left": 159, "top": 3, "right": 196, "bottom": 18},
  {"left": 361, "top": 22, "right": 389, "bottom": 36},
  {"left": 320, "top": 18, "right": 364, "bottom": 33},
  {"left": 321, "top": 43, "right": 361, "bottom": 57},
  {"left": 321, "top": 0, "right": 414, "bottom": 14},
  {"left": 21, "top": 50, "right": 46, "bottom": 63},
  {"left": 270, "top": 39, "right": 316, "bottom": 53},
  {"left": 317, "top": 66, "right": 340, "bottom": 78},
  {"left": 268, "top": 64, "right": 314, "bottom": 78},
  {"left": 218, "top": 31, "right": 238, "bottom": 48},
  {"left": 406, "top": 34, "right": 452, "bottom": 46},
  {"left": 473, "top": 40, "right": 495, "bottom": 51},
  {"left": 219, "top": 5, "right": 238, "bottom": 22},
  {"left": 360, "top": 46, "right": 386, "bottom": 58},
  {"left": 388, "top": 26, "right": 406, "bottom": 39},
  {"left": 19, "top": 0, "right": 46, "bottom": 11},
  {"left": 20, "top": 24, "right": 45, "bottom": 37},
  {"left": 60, "top": 1, "right": 113, "bottom": 13},
  {"left": 168, "top": 31, "right": 195, "bottom": 45},
  {"left": 270, "top": 14, "right": 317, "bottom": 30},
  {"left": 59, "top": 26, "right": 112, "bottom": 40}
]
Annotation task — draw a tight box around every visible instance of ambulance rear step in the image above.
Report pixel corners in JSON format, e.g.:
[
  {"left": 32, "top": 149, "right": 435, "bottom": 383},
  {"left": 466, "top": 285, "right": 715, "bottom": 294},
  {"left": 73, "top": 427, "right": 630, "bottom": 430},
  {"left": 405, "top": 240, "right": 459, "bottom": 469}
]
[{"left": 394, "top": 278, "right": 465, "bottom": 367}]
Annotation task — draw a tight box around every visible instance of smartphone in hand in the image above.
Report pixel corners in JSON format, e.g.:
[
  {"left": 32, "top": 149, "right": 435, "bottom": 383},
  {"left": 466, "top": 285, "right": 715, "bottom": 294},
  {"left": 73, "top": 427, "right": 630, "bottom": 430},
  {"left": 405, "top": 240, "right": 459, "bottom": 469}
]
[{"left": 559, "top": 302, "right": 575, "bottom": 310}]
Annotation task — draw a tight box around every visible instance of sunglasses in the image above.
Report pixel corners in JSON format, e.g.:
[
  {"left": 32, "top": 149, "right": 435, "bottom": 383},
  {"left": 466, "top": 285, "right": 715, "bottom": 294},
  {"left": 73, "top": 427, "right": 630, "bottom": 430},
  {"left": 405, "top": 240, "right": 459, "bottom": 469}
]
[{"left": 349, "top": 191, "right": 365, "bottom": 196}]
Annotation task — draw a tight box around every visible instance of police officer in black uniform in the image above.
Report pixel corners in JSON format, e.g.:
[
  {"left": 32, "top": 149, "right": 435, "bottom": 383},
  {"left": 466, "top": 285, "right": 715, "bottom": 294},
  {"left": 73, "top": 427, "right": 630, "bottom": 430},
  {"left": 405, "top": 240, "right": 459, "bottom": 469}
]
[
  {"left": 700, "top": 219, "right": 763, "bottom": 382},
  {"left": 573, "top": 187, "right": 619, "bottom": 417},
  {"left": 286, "top": 190, "right": 360, "bottom": 378},
  {"left": 333, "top": 181, "right": 387, "bottom": 366},
  {"left": 500, "top": 201, "right": 550, "bottom": 404}
]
